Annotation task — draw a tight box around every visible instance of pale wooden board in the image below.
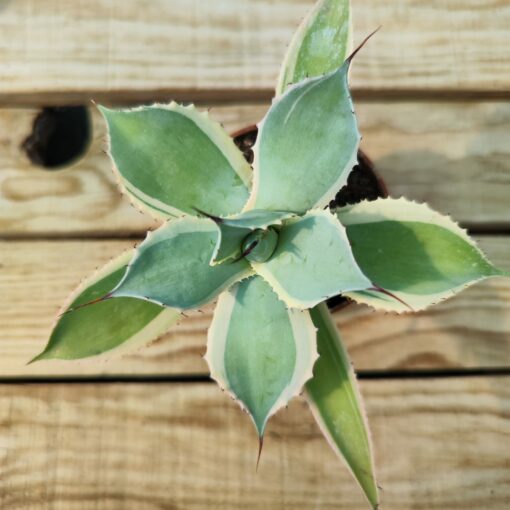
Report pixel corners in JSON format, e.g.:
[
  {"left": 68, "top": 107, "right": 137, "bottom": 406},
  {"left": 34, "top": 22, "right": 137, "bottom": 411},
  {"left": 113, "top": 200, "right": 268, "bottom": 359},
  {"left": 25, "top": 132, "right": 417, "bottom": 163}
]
[
  {"left": 357, "top": 101, "right": 510, "bottom": 231},
  {"left": 0, "top": 377, "right": 509, "bottom": 509},
  {"left": 1, "top": 0, "right": 510, "bottom": 105},
  {"left": 1, "top": 236, "right": 509, "bottom": 377},
  {"left": 2, "top": 101, "right": 510, "bottom": 236}
]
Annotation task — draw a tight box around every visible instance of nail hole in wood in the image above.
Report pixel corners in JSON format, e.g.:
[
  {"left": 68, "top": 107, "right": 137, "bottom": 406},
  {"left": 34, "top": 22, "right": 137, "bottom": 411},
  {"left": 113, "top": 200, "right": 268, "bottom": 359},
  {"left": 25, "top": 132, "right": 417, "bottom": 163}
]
[{"left": 22, "top": 106, "right": 91, "bottom": 170}]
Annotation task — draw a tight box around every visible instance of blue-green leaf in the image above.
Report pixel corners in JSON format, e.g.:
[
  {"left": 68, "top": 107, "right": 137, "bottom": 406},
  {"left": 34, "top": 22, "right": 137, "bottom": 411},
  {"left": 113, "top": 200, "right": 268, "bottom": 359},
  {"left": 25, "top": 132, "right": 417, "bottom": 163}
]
[
  {"left": 246, "top": 63, "right": 359, "bottom": 213},
  {"left": 111, "top": 217, "right": 252, "bottom": 309},
  {"left": 252, "top": 209, "right": 371, "bottom": 309},
  {"left": 100, "top": 103, "right": 252, "bottom": 219},
  {"left": 206, "top": 276, "right": 318, "bottom": 437}
]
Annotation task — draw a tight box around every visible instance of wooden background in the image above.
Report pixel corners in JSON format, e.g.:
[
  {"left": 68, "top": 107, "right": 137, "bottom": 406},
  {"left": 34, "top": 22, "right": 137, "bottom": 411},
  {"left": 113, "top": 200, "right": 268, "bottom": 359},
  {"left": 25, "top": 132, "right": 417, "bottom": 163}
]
[{"left": 1, "top": 0, "right": 510, "bottom": 508}]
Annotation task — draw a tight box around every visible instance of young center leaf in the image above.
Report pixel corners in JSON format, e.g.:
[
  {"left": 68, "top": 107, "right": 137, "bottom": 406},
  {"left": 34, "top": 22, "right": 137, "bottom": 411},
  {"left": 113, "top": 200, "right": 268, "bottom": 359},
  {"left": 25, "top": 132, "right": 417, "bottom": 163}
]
[
  {"left": 100, "top": 103, "right": 252, "bottom": 220},
  {"left": 337, "top": 197, "right": 509, "bottom": 312},
  {"left": 277, "top": 0, "right": 352, "bottom": 95},
  {"left": 307, "top": 303, "right": 378, "bottom": 510},
  {"left": 246, "top": 62, "right": 359, "bottom": 213},
  {"left": 210, "top": 223, "right": 251, "bottom": 265},
  {"left": 252, "top": 209, "right": 371, "bottom": 309},
  {"left": 32, "top": 251, "right": 179, "bottom": 362},
  {"left": 204, "top": 210, "right": 297, "bottom": 265},
  {"left": 110, "top": 217, "right": 252, "bottom": 309},
  {"left": 206, "top": 276, "right": 318, "bottom": 439}
]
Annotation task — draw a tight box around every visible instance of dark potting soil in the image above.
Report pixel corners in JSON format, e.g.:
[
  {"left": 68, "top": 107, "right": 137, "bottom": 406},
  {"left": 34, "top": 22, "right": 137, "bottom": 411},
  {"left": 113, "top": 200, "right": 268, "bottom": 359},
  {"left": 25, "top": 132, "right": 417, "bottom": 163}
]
[
  {"left": 232, "top": 127, "right": 258, "bottom": 165},
  {"left": 233, "top": 126, "right": 387, "bottom": 311}
]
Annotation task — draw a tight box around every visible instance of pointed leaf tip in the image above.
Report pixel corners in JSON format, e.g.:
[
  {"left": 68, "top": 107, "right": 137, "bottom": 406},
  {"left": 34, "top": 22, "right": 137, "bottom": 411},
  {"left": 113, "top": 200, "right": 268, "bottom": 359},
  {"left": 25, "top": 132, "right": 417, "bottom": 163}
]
[
  {"left": 27, "top": 352, "right": 44, "bottom": 365},
  {"left": 370, "top": 285, "right": 414, "bottom": 312},
  {"left": 57, "top": 293, "right": 112, "bottom": 318},
  {"left": 346, "top": 26, "right": 381, "bottom": 64},
  {"left": 256, "top": 436, "right": 264, "bottom": 472}
]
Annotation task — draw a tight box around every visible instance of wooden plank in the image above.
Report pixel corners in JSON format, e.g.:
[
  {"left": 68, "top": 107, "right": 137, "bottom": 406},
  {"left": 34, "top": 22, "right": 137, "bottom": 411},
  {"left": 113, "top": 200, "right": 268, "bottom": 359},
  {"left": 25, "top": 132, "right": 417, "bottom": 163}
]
[
  {"left": 357, "top": 101, "right": 510, "bottom": 231},
  {"left": 0, "top": 377, "right": 509, "bottom": 508},
  {"left": 2, "top": 101, "right": 510, "bottom": 236},
  {"left": 1, "top": 236, "right": 509, "bottom": 376},
  {"left": 1, "top": 0, "right": 510, "bottom": 105}
]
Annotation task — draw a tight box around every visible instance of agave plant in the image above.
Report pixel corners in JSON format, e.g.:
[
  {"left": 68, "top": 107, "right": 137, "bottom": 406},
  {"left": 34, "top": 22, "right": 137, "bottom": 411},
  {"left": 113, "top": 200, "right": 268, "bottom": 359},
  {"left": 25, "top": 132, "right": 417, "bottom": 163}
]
[{"left": 34, "top": 0, "right": 509, "bottom": 508}]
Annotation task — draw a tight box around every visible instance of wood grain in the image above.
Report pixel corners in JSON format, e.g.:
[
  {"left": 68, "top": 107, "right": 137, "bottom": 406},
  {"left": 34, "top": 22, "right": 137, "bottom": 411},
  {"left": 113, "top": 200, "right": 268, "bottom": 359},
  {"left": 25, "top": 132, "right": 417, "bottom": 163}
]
[
  {"left": 1, "top": 236, "right": 509, "bottom": 377},
  {"left": 1, "top": 0, "right": 510, "bottom": 105},
  {"left": 0, "top": 377, "right": 509, "bottom": 509},
  {"left": 2, "top": 101, "right": 510, "bottom": 236},
  {"left": 357, "top": 101, "right": 510, "bottom": 231}
]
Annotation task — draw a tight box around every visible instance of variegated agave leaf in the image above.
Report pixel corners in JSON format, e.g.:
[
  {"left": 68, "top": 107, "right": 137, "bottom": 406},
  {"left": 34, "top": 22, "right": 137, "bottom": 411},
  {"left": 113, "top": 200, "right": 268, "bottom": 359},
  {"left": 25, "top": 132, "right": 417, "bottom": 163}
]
[
  {"left": 337, "top": 197, "right": 509, "bottom": 312},
  {"left": 111, "top": 217, "right": 252, "bottom": 309},
  {"left": 99, "top": 103, "right": 252, "bottom": 220},
  {"left": 206, "top": 276, "right": 318, "bottom": 439},
  {"left": 307, "top": 304, "right": 378, "bottom": 510},
  {"left": 252, "top": 209, "right": 371, "bottom": 309},
  {"left": 246, "top": 61, "right": 359, "bottom": 214},
  {"left": 277, "top": 0, "right": 352, "bottom": 95},
  {"left": 32, "top": 251, "right": 180, "bottom": 361}
]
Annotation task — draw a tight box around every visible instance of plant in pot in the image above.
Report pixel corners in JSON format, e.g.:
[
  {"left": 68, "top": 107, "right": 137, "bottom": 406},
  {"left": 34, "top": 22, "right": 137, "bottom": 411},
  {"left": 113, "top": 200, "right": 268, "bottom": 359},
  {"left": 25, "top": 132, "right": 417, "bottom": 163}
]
[{"left": 33, "top": 0, "right": 509, "bottom": 508}]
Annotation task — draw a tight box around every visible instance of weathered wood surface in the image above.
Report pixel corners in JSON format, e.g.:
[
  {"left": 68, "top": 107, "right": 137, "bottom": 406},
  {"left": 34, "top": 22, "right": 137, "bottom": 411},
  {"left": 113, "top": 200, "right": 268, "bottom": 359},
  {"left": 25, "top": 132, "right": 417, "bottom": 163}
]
[
  {"left": 1, "top": 236, "right": 508, "bottom": 377},
  {"left": 2, "top": 101, "right": 510, "bottom": 237},
  {"left": 1, "top": 0, "right": 510, "bottom": 105},
  {"left": 0, "top": 377, "right": 509, "bottom": 509}
]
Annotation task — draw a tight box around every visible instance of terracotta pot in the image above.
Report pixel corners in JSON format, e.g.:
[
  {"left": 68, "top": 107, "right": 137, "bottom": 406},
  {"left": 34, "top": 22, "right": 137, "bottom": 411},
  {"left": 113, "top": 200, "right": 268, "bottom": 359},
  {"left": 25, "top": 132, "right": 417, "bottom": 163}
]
[{"left": 231, "top": 125, "right": 387, "bottom": 311}]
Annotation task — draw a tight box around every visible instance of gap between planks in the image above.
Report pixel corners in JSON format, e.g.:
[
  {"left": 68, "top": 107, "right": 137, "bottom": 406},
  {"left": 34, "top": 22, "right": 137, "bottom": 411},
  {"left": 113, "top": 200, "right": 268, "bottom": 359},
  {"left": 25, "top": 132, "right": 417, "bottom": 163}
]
[
  {"left": 6, "top": 89, "right": 510, "bottom": 109},
  {"left": 1, "top": 367, "right": 510, "bottom": 385}
]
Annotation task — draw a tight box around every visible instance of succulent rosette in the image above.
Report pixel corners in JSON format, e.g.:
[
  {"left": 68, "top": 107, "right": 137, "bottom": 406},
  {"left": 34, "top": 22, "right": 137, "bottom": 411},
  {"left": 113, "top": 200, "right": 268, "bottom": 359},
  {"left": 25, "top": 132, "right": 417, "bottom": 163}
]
[{"left": 34, "top": 1, "right": 509, "bottom": 508}]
